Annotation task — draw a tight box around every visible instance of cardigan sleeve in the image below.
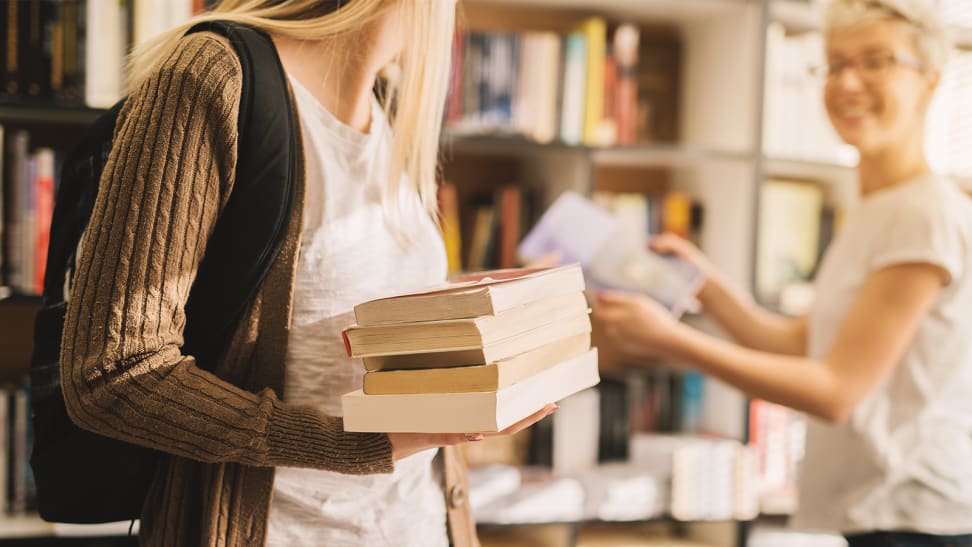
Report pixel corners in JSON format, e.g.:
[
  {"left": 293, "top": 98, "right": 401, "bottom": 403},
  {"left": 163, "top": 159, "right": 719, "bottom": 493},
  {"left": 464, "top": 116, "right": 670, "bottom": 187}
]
[{"left": 59, "top": 32, "right": 393, "bottom": 475}]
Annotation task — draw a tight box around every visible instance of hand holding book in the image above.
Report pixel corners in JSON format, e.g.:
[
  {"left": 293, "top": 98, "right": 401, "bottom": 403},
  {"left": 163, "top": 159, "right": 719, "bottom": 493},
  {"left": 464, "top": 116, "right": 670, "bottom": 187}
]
[
  {"left": 593, "top": 291, "right": 683, "bottom": 360},
  {"left": 518, "top": 192, "right": 704, "bottom": 317},
  {"left": 387, "top": 403, "right": 559, "bottom": 461}
]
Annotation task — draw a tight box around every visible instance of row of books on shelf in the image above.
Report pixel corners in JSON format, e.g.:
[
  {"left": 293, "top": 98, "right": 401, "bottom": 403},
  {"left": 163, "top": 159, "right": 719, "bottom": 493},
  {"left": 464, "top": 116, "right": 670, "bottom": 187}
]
[
  {"left": 748, "top": 399, "right": 804, "bottom": 515},
  {"left": 467, "top": 432, "right": 759, "bottom": 525},
  {"left": 1, "top": 128, "right": 56, "bottom": 296},
  {"left": 2, "top": 0, "right": 211, "bottom": 109},
  {"left": 762, "top": 22, "right": 857, "bottom": 166},
  {"left": 439, "top": 177, "right": 702, "bottom": 273},
  {"left": 445, "top": 19, "right": 680, "bottom": 147}
]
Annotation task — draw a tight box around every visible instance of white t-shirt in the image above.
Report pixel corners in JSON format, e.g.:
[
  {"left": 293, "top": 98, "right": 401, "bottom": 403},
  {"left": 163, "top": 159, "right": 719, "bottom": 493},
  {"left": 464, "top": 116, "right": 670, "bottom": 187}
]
[
  {"left": 795, "top": 174, "right": 972, "bottom": 534},
  {"left": 265, "top": 76, "right": 449, "bottom": 546}
]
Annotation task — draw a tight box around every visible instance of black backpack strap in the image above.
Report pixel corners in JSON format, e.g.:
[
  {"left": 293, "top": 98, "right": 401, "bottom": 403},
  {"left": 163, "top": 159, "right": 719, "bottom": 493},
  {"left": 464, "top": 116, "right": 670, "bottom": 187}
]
[{"left": 181, "top": 21, "right": 298, "bottom": 368}]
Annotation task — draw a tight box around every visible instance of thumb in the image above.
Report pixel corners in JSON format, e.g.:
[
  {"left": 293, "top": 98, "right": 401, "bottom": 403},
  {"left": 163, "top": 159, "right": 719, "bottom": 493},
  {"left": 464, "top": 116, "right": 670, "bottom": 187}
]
[{"left": 649, "top": 232, "right": 681, "bottom": 253}]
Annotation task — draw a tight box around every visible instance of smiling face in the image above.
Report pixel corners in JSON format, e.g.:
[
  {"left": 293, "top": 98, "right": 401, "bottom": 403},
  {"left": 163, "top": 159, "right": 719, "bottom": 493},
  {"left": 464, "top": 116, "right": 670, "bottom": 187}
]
[{"left": 824, "top": 19, "right": 939, "bottom": 156}]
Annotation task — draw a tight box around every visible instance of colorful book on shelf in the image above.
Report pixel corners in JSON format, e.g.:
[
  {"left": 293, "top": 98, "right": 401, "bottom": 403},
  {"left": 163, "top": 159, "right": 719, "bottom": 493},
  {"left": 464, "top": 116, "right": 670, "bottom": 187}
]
[
  {"left": 361, "top": 313, "right": 591, "bottom": 370},
  {"left": 578, "top": 16, "right": 607, "bottom": 146},
  {"left": 518, "top": 191, "right": 703, "bottom": 317},
  {"left": 343, "top": 291, "right": 588, "bottom": 358},
  {"left": 559, "top": 31, "right": 587, "bottom": 145},
  {"left": 362, "top": 332, "right": 591, "bottom": 394},
  {"left": 85, "top": 0, "right": 128, "bottom": 108},
  {"left": 437, "top": 181, "right": 463, "bottom": 274},
  {"left": 342, "top": 348, "right": 600, "bottom": 433},
  {"left": 351, "top": 264, "right": 585, "bottom": 326}
]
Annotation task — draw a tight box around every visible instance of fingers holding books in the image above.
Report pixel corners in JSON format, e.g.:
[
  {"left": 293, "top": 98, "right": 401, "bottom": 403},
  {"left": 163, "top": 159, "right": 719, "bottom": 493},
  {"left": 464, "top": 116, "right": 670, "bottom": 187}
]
[
  {"left": 491, "top": 403, "right": 559, "bottom": 437},
  {"left": 593, "top": 290, "right": 681, "bottom": 359},
  {"left": 649, "top": 232, "right": 712, "bottom": 278},
  {"left": 387, "top": 404, "right": 559, "bottom": 461}
]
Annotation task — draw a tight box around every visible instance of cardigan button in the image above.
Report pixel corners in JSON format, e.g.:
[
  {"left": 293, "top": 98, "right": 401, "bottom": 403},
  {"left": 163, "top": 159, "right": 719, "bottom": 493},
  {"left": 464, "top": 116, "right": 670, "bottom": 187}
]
[{"left": 447, "top": 484, "right": 466, "bottom": 509}]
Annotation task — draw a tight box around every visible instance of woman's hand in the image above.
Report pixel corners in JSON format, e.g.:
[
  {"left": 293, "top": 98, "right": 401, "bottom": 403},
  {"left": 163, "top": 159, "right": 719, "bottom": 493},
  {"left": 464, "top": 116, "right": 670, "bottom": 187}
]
[
  {"left": 387, "top": 403, "right": 558, "bottom": 461},
  {"left": 650, "top": 233, "right": 712, "bottom": 278},
  {"left": 593, "top": 291, "right": 684, "bottom": 359}
]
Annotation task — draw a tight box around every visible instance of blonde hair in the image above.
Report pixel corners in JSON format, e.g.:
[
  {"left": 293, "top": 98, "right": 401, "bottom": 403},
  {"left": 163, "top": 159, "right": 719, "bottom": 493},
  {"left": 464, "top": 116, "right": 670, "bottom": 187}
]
[
  {"left": 127, "top": 0, "right": 456, "bottom": 218},
  {"left": 825, "top": 0, "right": 951, "bottom": 72}
]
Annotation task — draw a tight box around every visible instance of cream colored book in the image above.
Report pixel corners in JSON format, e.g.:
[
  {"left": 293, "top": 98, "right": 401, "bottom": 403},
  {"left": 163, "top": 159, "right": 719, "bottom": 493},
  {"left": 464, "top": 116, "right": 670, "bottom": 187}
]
[
  {"left": 342, "top": 348, "right": 600, "bottom": 433},
  {"left": 361, "top": 313, "right": 592, "bottom": 370},
  {"left": 362, "top": 332, "right": 591, "bottom": 394},
  {"left": 352, "top": 264, "right": 585, "bottom": 326},
  {"left": 343, "top": 292, "right": 588, "bottom": 358}
]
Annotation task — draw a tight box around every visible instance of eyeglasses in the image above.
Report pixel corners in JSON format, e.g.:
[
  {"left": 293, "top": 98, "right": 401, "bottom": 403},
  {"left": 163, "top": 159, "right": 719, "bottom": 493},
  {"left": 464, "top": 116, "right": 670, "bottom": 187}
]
[{"left": 810, "top": 52, "right": 926, "bottom": 83}]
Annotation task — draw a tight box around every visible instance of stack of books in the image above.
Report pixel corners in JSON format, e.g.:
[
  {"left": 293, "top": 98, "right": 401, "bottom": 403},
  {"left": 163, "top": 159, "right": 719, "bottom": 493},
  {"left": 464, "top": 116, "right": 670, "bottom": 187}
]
[{"left": 341, "top": 265, "right": 600, "bottom": 433}]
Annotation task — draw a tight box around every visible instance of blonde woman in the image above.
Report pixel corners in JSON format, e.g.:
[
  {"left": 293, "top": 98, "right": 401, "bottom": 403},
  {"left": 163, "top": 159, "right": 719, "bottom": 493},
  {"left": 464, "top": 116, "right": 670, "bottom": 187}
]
[
  {"left": 58, "top": 1, "right": 553, "bottom": 545},
  {"left": 595, "top": 1, "right": 972, "bottom": 544}
]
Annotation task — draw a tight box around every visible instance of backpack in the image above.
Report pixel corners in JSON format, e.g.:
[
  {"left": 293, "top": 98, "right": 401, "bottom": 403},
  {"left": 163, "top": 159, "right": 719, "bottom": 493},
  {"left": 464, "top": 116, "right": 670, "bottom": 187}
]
[{"left": 27, "top": 21, "right": 299, "bottom": 524}]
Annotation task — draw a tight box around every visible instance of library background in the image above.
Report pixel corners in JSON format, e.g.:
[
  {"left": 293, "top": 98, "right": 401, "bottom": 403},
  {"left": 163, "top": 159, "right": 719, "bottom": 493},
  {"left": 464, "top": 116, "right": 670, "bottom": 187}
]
[{"left": 1, "top": 0, "right": 970, "bottom": 546}]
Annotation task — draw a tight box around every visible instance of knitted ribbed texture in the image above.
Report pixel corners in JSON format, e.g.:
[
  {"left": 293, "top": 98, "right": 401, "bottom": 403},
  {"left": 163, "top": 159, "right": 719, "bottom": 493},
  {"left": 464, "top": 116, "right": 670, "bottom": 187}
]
[{"left": 59, "top": 32, "right": 396, "bottom": 546}]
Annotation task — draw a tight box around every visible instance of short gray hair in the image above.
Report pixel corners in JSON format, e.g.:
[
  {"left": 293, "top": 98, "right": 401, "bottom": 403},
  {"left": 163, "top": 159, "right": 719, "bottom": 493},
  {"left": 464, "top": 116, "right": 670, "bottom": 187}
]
[{"left": 824, "top": 0, "right": 951, "bottom": 72}]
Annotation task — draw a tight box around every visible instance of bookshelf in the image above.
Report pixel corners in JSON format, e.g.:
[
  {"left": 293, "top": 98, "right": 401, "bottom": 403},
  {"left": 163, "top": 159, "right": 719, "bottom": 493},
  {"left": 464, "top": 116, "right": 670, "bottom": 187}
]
[{"left": 2, "top": 0, "right": 969, "bottom": 546}]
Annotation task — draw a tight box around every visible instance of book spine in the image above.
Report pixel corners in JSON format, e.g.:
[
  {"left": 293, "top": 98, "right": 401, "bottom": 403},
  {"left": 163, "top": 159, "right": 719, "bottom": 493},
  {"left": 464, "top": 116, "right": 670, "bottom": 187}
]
[
  {"left": 0, "top": 389, "right": 7, "bottom": 515},
  {"left": 9, "top": 388, "right": 27, "bottom": 514},
  {"left": 497, "top": 185, "right": 520, "bottom": 269},
  {"left": 34, "top": 148, "right": 55, "bottom": 294},
  {"left": 4, "top": 0, "right": 19, "bottom": 97},
  {"left": 614, "top": 23, "right": 639, "bottom": 145},
  {"left": 85, "top": 0, "right": 126, "bottom": 108},
  {"left": 580, "top": 17, "right": 606, "bottom": 146},
  {"left": 5, "top": 131, "right": 29, "bottom": 293},
  {"left": 437, "top": 181, "right": 463, "bottom": 274}
]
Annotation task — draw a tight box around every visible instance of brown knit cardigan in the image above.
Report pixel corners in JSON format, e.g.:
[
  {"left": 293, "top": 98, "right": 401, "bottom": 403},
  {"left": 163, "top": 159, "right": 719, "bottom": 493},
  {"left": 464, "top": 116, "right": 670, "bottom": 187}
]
[{"left": 59, "top": 32, "right": 478, "bottom": 546}]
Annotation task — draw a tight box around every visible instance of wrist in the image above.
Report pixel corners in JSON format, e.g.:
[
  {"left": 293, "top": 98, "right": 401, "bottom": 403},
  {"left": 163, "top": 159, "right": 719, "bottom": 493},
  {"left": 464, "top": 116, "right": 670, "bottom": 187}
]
[
  {"left": 661, "top": 321, "right": 696, "bottom": 361},
  {"left": 696, "top": 270, "right": 727, "bottom": 308}
]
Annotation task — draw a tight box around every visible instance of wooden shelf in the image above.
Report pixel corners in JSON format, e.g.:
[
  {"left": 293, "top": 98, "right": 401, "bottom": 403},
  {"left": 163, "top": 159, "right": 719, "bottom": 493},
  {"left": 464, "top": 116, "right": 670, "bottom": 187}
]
[
  {"left": 0, "top": 104, "right": 107, "bottom": 126},
  {"left": 0, "top": 514, "right": 54, "bottom": 538},
  {"left": 463, "top": 0, "right": 753, "bottom": 24},
  {"left": 0, "top": 514, "right": 136, "bottom": 540},
  {"left": 762, "top": 155, "right": 856, "bottom": 184},
  {"left": 445, "top": 134, "right": 754, "bottom": 168},
  {"left": 592, "top": 144, "right": 753, "bottom": 168}
]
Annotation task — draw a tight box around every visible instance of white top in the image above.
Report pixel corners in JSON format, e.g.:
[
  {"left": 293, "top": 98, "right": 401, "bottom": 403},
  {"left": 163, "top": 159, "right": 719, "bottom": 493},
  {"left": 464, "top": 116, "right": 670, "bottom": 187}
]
[
  {"left": 796, "top": 174, "right": 972, "bottom": 534},
  {"left": 265, "top": 76, "right": 449, "bottom": 547}
]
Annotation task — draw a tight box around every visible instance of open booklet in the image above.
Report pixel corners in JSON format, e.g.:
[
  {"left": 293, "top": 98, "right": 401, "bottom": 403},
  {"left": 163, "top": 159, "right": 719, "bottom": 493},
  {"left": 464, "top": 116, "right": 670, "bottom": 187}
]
[{"left": 518, "top": 191, "right": 703, "bottom": 317}]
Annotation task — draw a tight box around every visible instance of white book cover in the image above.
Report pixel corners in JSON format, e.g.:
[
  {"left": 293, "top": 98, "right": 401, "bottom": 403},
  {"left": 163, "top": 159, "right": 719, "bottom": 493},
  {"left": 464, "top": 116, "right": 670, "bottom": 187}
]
[
  {"left": 518, "top": 191, "right": 703, "bottom": 316},
  {"left": 85, "top": 0, "right": 128, "bottom": 109},
  {"left": 342, "top": 348, "right": 599, "bottom": 433}
]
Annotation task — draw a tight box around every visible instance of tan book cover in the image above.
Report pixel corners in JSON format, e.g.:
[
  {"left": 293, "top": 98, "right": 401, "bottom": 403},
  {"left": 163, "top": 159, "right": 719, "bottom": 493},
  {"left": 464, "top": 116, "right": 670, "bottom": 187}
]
[
  {"left": 362, "top": 313, "right": 592, "bottom": 370},
  {"left": 342, "top": 348, "right": 600, "bottom": 433},
  {"left": 352, "top": 264, "right": 585, "bottom": 326},
  {"left": 344, "top": 292, "right": 589, "bottom": 358},
  {"left": 362, "top": 332, "right": 591, "bottom": 394}
]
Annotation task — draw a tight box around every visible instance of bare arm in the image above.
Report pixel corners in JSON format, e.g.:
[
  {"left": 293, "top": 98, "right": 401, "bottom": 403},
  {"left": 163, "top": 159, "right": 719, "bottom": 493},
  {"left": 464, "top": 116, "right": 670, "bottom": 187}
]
[
  {"left": 698, "top": 269, "right": 807, "bottom": 355},
  {"left": 597, "top": 262, "right": 946, "bottom": 422},
  {"left": 650, "top": 233, "right": 806, "bottom": 355}
]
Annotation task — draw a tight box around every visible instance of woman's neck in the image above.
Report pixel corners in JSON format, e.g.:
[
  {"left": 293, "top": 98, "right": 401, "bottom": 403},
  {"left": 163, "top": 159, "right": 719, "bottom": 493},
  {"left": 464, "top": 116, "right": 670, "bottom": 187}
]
[
  {"left": 273, "top": 34, "right": 383, "bottom": 133},
  {"left": 857, "top": 135, "right": 931, "bottom": 197}
]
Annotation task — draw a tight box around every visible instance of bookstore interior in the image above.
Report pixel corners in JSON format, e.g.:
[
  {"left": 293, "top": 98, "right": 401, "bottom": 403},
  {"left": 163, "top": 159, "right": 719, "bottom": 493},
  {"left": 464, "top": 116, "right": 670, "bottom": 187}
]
[{"left": 1, "top": 0, "right": 971, "bottom": 546}]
